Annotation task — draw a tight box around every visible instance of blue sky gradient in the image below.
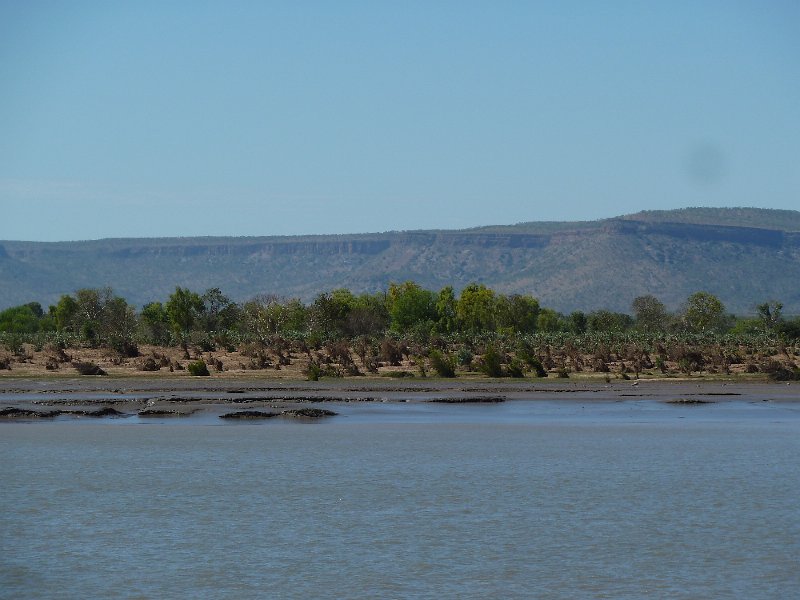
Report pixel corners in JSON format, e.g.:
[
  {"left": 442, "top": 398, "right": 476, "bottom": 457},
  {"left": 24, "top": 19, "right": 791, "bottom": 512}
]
[{"left": 1, "top": 1, "right": 798, "bottom": 241}]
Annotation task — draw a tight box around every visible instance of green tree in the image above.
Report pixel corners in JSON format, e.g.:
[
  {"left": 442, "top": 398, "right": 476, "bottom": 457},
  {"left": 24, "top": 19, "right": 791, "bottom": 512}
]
[
  {"left": 243, "top": 295, "right": 309, "bottom": 341},
  {"left": 140, "top": 302, "right": 171, "bottom": 345},
  {"left": 387, "top": 281, "right": 437, "bottom": 333},
  {"left": 24, "top": 302, "right": 44, "bottom": 319},
  {"left": 779, "top": 316, "right": 800, "bottom": 340},
  {"left": 166, "top": 287, "right": 204, "bottom": 347},
  {"left": 756, "top": 301, "right": 783, "bottom": 332},
  {"left": 435, "top": 286, "right": 458, "bottom": 333},
  {"left": 72, "top": 288, "right": 109, "bottom": 344},
  {"left": 26, "top": 301, "right": 55, "bottom": 331},
  {"left": 536, "top": 308, "right": 564, "bottom": 333},
  {"left": 587, "top": 310, "right": 633, "bottom": 333},
  {"left": 496, "top": 294, "right": 539, "bottom": 334},
  {"left": 51, "top": 294, "right": 79, "bottom": 332},
  {"left": 568, "top": 311, "right": 587, "bottom": 334},
  {"left": 682, "top": 291, "right": 727, "bottom": 333},
  {"left": 456, "top": 283, "right": 496, "bottom": 332},
  {"left": 632, "top": 295, "right": 669, "bottom": 333},
  {"left": 281, "top": 298, "right": 309, "bottom": 333},
  {"left": 344, "top": 293, "right": 388, "bottom": 337},
  {"left": 200, "top": 288, "right": 239, "bottom": 333},
  {"left": 48, "top": 288, "right": 138, "bottom": 350},
  {"left": 308, "top": 291, "right": 353, "bottom": 338},
  {"left": 0, "top": 304, "right": 41, "bottom": 334},
  {"left": 102, "top": 295, "right": 138, "bottom": 354}
]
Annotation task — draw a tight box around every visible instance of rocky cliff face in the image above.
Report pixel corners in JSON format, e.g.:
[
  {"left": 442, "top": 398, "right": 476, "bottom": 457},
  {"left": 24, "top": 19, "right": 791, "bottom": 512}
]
[{"left": 2, "top": 208, "right": 799, "bottom": 313}]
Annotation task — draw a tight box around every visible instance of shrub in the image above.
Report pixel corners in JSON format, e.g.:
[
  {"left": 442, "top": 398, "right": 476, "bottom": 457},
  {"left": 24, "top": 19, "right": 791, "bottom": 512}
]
[
  {"left": 480, "top": 347, "right": 504, "bottom": 378},
  {"left": 517, "top": 348, "right": 547, "bottom": 377},
  {"left": 415, "top": 356, "right": 428, "bottom": 378},
  {"left": 195, "top": 336, "right": 215, "bottom": 353},
  {"left": 381, "top": 370, "right": 414, "bottom": 378},
  {"left": 110, "top": 338, "right": 139, "bottom": 358},
  {"left": 456, "top": 348, "right": 473, "bottom": 368},
  {"left": 506, "top": 360, "right": 525, "bottom": 378},
  {"left": 306, "top": 361, "right": 322, "bottom": 381},
  {"left": 527, "top": 356, "right": 547, "bottom": 377},
  {"left": 379, "top": 338, "right": 403, "bottom": 366},
  {"left": 305, "top": 359, "right": 341, "bottom": 381},
  {"left": 2, "top": 334, "right": 24, "bottom": 355},
  {"left": 770, "top": 366, "right": 800, "bottom": 381},
  {"left": 139, "top": 357, "right": 160, "bottom": 372},
  {"left": 429, "top": 350, "right": 457, "bottom": 378},
  {"left": 72, "top": 361, "right": 107, "bottom": 376},
  {"left": 187, "top": 360, "right": 210, "bottom": 376}
]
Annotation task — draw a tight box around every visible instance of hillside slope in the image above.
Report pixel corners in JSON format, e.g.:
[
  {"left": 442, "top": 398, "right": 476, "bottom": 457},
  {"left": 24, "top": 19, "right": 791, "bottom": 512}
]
[{"left": 1, "top": 207, "right": 799, "bottom": 314}]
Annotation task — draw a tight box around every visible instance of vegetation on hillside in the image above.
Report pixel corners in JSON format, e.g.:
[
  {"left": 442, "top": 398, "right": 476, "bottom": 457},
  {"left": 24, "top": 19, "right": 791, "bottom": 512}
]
[{"left": 1, "top": 282, "right": 798, "bottom": 380}]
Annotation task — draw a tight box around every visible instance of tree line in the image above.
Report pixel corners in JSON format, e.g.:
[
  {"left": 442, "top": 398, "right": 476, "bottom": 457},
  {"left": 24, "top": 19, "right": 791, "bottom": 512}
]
[{"left": 1, "top": 283, "right": 798, "bottom": 351}]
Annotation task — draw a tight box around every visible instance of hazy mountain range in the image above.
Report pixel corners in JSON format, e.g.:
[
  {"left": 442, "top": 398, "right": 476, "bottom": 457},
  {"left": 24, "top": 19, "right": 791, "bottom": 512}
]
[{"left": 2, "top": 207, "right": 799, "bottom": 314}]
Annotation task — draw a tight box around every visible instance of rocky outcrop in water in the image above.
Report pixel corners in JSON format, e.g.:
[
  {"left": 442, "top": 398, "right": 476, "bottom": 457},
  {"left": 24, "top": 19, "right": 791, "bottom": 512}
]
[
  {"left": 0, "top": 407, "right": 61, "bottom": 418},
  {"left": 281, "top": 408, "right": 338, "bottom": 418},
  {"left": 68, "top": 407, "right": 126, "bottom": 417},
  {"left": 427, "top": 396, "right": 506, "bottom": 403},
  {"left": 219, "top": 410, "right": 280, "bottom": 419},
  {"left": 138, "top": 408, "right": 192, "bottom": 417},
  {"left": 666, "top": 398, "right": 715, "bottom": 404}
]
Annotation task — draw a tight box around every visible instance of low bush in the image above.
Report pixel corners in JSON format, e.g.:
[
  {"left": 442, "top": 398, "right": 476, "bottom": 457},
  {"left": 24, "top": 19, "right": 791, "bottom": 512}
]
[
  {"left": 139, "top": 357, "right": 160, "bottom": 371},
  {"left": 506, "top": 360, "right": 525, "bottom": 378},
  {"left": 187, "top": 360, "right": 210, "bottom": 376},
  {"left": 480, "top": 347, "right": 504, "bottom": 378},
  {"left": 72, "top": 361, "right": 107, "bottom": 376},
  {"left": 305, "top": 359, "right": 341, "bottom": 381},
  {"left": 110, "top": 338, "right": 139, "bottom": 358},
  {"left": 429, "top": 350, "right": 457, "bottom": 378},
  {"left": 381, "top": 370, "right": 414, "bottom": 378},
  {"left": 456, "top": 348, "right": 473, "bottom": 368}
]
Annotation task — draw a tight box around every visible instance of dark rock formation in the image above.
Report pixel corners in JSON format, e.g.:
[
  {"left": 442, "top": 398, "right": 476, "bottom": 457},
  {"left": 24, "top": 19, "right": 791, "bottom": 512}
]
[
  {"left": 219, "top": 410, "right": 280, "bottom": 419},
  {"left": 68, "top": 407, "right": 126, "bottom": 417},
  {"left": 281, "top": 408, "right": 338, "bottom": 418},
  {"left": 138, "top": 408, "right": 192, "bottom": 417},
  {"left": 0, "top": 407, "right": 61, "bottom": 418},
  {"left": 427, "top": 396, "right": 506, "bottom": 403},
  {"left": 666, "top": 398, "right": 715, "bottom": 404}
]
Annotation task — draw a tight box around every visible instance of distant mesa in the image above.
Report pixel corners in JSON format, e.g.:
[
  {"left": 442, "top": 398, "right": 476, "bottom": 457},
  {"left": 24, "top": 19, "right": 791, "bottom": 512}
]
[{"left": 1, "top": 207, "right": 799, "bottom": 314}]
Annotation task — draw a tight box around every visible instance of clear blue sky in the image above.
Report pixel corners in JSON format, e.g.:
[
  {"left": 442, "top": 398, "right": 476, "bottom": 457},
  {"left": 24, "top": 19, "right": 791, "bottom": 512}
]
[{"left": 1, "top": 1, "right": 798, "bottom": 241}]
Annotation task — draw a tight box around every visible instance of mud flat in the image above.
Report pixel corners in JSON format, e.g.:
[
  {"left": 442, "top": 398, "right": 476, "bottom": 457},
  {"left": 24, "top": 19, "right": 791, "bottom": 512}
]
[{"left": 0, "top": 377, "right": 797, "bottom": 423}]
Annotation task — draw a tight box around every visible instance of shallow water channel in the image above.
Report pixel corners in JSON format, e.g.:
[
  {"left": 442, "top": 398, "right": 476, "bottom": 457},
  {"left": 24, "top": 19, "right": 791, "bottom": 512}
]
[{"left": 2, "top": 380, "right": 799, "bottom": 598}]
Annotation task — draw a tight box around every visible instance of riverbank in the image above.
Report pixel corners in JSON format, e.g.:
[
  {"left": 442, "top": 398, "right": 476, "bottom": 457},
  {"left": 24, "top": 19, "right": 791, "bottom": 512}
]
[{"left": 2, "top": 337, "right": 798, "bottom": 382}]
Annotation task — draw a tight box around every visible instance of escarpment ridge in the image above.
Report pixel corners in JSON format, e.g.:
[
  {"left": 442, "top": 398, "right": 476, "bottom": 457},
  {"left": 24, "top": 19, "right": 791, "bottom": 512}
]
[{"left": 2, "top": 207, "right": 799, "bottom": 313}]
